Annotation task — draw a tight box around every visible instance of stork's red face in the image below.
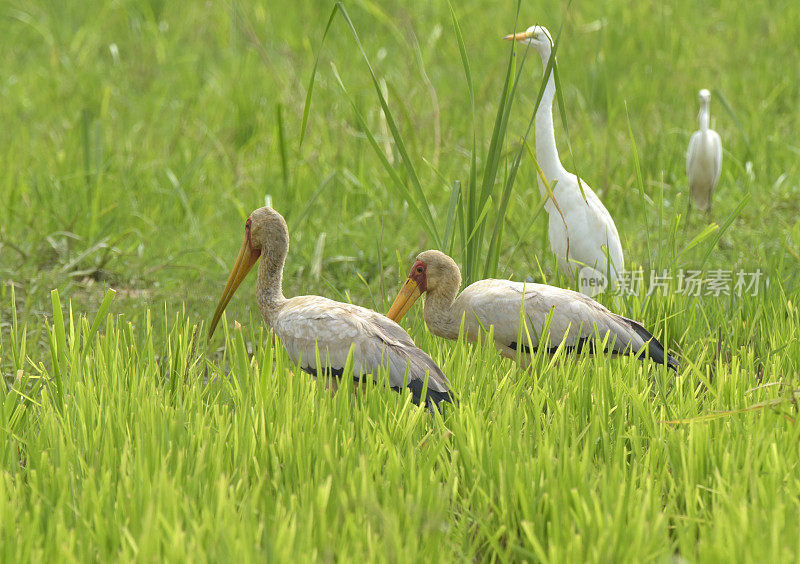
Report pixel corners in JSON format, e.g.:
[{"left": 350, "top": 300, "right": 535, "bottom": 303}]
[
  {"left": 208, "top": 216, "right": 262, "bottom": 339},
  {"left": 386, "top": 260, "right": 427, "bottom": 323}
]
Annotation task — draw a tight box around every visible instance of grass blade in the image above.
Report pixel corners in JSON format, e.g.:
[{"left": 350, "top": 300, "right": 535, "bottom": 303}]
[
  {"left": 299, "top": 5, "right": 341, "bottom": 149},
  {"left": 625, "top": 102, "right": 653, "bottom": 266},
  {"left": 697, "top": 194, "right": 750, "bottom": 271},
  {"left": 329, "top": 63, "right": 436, "bottom": 240},
  {"left": 276, "top": 103, "right": 289, "bottom": 189},
  {"left": 85, "top": 287, "right": 117, "bottom": 348}
]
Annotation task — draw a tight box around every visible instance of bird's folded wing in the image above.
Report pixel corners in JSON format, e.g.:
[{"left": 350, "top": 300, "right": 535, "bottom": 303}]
[
  {"left": 274, "top": 295, "right": 449, "bottom": 392},
  {"left": 461, "top": 280, "right": 644, "bottom": 352}
]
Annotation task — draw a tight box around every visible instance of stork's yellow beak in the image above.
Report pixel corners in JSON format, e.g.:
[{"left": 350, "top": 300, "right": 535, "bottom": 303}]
[
  {"left": 386, "top": 278, "right": 423, "bottom": 323},
  {"left": 208, "top": 237, "right": 261, "bottom": 340},
  {"left": 503, "top": 30, "right": 533, "bottom": 41}
]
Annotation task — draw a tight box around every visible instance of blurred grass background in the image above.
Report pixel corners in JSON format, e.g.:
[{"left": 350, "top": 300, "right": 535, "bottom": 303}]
[
  {"left": 1, "top": 0, "right": 799, "bottom": 560},
  {"left": 2, "top": 0, "right": 798, "bottom": 322}
]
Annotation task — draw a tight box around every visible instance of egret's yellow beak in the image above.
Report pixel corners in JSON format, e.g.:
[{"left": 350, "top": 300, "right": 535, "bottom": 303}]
[
  {"left": 386, "top": 278, "right": 423, "bottom": 323},
  {"left": 503, "top": 30, "right": 533, "bottom": 41},
  {"left": 208, "top": 237, "right": 261, "bottom": 339}
]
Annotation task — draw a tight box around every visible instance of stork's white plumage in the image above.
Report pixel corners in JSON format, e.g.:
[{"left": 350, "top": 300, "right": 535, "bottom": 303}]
[
  {"left": 505, "top": 25, "right": 624, "bottom": 292},
  {"left": 687, "top": 89, "right": 722, "bottom": 212},
  {"left": 208, "top": 207, "right": 453, "bottom": 410},
  {"left": 387, "top": 250, "right": 678, "bottom": 370}
]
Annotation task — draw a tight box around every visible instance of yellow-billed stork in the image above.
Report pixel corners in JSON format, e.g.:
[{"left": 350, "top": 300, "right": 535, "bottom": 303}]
[
  {"left": 387, "top": 250, "right": 678, "bottom": 370},
  {"left": 208, "top": 207, "right": 453, "bottom": 410}
]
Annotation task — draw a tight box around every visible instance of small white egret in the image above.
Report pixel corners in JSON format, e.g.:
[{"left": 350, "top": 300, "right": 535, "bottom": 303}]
[
  {"left": 686, "top": 89, "right": 722, "bottom": 212},
  {"left": 504, "top": 25, "right": 624, "bottom": 294}
]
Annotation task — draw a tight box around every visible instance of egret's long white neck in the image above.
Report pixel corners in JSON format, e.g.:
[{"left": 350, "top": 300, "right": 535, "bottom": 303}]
[
  {"left": 534, "top": 44, "right": 566, "bottom": 191},
  {"left": 699, "top": 101, "right": 710, "bottom": 132},
  {"left": 257, "top": 247, "right": 288, "bottom": 327}
]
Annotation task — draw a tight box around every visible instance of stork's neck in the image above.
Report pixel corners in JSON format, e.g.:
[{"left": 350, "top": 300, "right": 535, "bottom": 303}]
[
  {"left": 699, "top": 102, "right": 710, "bottom": 131},
  {"left": 422, "top": 283, "right": 461, "bottom": 340},
  {"left": 256, "top": 250, "right": 288, "bottom": 327},
  {"left": 534, "top": 46, "right": 566, "bottom": 191}
]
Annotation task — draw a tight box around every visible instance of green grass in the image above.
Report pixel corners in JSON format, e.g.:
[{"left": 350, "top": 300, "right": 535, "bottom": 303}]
[{"left": 1, "top": 0, "right": 800, "bottom": 560}]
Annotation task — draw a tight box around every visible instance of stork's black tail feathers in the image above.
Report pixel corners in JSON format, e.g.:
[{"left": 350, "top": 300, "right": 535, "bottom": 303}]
[
  {"left": 409, "top": 381, "right": 454, "bottom": 409},
  {"left": 396, "top": 346, "right": 455, "bottom": 413},
  {"left": 626, "top": 318, "right": 680, "bottom": 371},
  {"left": 392, "top": 382, "right": 454, "bottom": 412}
]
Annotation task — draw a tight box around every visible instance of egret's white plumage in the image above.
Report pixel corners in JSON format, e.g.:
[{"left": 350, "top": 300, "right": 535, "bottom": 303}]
[
  {"left": 209, "top": 207, "right": 452, "bottom": 410},
  {"left": 388, "top": 250, "right": 678, "bottom": 370},
  {"left": 505, "top": 25, "right": 624, "bottom": 292},
  {"left": 686, "top": 89, "right": 722, "bottom": 211}
]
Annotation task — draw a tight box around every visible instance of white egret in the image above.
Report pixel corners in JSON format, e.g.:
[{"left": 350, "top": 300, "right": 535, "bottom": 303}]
[
  {"left": 686, "top": 89, "right": 722, "bottom": 212},
  {"left": 505, "top": 25, "right": 624, "bottom": 294}
]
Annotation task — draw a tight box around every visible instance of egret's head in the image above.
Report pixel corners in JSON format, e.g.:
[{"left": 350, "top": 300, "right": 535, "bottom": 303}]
[
  {"left": 699, "top": 89, "right": 711, "bottom": 103},
  {"left": 503, "top": 25, "right": 553, "bottom": 52},
  {"left": 386, "top": 250, "right": 462, "bottom": 323}
]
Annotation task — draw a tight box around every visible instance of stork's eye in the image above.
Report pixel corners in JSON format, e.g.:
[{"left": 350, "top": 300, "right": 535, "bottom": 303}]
[{"left": 416, "top": 266, "right": 423, "bottom": 273}]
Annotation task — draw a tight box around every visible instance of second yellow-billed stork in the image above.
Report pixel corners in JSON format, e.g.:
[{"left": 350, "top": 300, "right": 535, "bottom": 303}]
[{"left": 387, "top": 250, "right": 679, "bottom": 370}]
